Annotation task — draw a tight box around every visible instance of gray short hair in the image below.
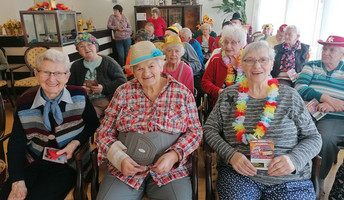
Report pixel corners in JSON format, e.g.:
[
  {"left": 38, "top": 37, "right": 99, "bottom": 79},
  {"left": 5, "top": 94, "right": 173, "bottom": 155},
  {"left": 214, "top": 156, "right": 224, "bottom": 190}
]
[
  {"left": 286, "top": 25, "right": 300, "bottom": 35},
  {"left": 201, "top": 23, "right": 212, "bottom": 32},
  {"left": 180, "top": 28, "right": 192, "bottom": 38},
  {"left": 162, "top": 44, "right": 185, "bottom": 56},
  {"left": 151, "top": 7, "right": 159, "bottom": 14},
  {"left": 221, "top": 24, "right": 247, "bottom": 48},
  {"left": 242, "top": 41, "right": 275, "bottom": 61},
  {"left": 36, "top": 49, "right": 71, "bottom": 72}
]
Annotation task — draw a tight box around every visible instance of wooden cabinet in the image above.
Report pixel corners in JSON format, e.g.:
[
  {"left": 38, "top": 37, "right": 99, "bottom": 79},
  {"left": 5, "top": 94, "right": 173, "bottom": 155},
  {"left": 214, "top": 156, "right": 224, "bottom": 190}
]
[{"left": 134, "top": 5, "right": 202, "bottom": 33}]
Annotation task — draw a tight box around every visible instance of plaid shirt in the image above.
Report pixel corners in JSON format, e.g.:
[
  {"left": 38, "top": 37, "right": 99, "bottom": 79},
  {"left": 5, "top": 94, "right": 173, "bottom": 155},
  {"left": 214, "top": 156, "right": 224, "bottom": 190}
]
[{"left": 96, "top": 74, "right": 203, "bottom": 190}]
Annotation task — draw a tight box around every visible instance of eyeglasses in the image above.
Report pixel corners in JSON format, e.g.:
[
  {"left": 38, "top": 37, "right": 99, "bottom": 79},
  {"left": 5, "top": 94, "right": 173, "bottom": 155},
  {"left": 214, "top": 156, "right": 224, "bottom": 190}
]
[
  {"left": 37, "top": 70, "right": 68, "bottom": 78},
  {"left": 243, "top": 57, "right": 271, "bottom": 66},
  {"left": 223, "top": 40, "right": 241, "bottom": 46},
  {"left": 78, "top": 43, "right": 94, "bottom": 50}
]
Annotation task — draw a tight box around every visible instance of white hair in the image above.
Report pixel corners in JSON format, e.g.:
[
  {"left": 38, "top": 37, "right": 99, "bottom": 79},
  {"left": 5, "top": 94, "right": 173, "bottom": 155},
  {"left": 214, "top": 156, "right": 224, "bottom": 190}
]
[
  {"left": 36, "top": 49, "right": 71, "bottom": 72},
  {"left": 180, "top": 28, "right": 192, "bottom": 38},
  {"left": 172, "top": 23, "right": 182, "bottom": 32},
  {"left": 162, "top": 44, "right": 185, "bottom": 56},
  {"left": 221, "top": 24, "right": 247, "bottom": 48},
  {"left": 200, "top": 23, "right": 212, "bottom": 32},
  {"left": 286, "top": 25, "right": 300, "bottom": 35},
  {"left": 242, "top": 41, "right": 275, "bottom": 61}
]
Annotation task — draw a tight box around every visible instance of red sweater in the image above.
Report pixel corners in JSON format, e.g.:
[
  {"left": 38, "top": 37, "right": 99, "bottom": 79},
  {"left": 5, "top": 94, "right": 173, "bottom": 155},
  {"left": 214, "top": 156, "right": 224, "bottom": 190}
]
[
  {"left": 147, "top": 17, "right": 167, "bottom": 38},
  {"left": 201, "top": 53, "right": 232, "bottom": 105},
  {"left": 196, "top": 36, "right": 216, "bottom": 53}
]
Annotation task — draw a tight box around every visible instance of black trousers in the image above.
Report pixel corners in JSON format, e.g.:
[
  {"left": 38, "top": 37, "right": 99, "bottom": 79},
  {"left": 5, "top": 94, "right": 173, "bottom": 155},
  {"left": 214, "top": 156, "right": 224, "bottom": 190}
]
[{"left": 0, "top": 159, "right": 76, "bottom": 200}]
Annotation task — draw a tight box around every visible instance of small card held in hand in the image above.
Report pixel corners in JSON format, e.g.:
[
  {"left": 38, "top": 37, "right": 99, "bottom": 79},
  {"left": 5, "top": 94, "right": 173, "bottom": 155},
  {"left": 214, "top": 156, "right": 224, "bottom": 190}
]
[
  {"left": 42, "top": 147, "right": 67, "bottom": 164},
  {"left": 85, "top": 80, "right": 98, "bottom": 87}
]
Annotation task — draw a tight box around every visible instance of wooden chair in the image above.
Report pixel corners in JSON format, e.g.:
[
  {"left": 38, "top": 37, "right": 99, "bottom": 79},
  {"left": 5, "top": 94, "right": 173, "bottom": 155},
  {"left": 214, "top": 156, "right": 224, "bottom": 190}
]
[
  {"left": 9, "top": 46, "right": 49, "bottom": 98},
  {"left": 90, "top": 149, "right": 199, "bottom": 200},
  {"left": 0, "top": 92, "right": 9, "bottom": 188},
  {"left": 0, "top": 48, "right": 14, "bottom": 107}
]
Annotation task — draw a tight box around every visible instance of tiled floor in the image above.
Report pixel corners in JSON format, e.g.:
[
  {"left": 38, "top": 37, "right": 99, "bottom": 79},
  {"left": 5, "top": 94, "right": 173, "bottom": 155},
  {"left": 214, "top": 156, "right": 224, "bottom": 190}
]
[{"left": 3, "top": 102, "right": 343, "bottom": 200}]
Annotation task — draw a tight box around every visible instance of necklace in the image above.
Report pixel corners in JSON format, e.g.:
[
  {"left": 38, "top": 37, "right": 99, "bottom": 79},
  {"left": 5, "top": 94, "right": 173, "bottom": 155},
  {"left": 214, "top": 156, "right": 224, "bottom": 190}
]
[
  {"left": 232, "top": 77, "right": 279, "bottom": 144},
  {"left": 223, "top": 50, "right": 245, "bottom": 87}
]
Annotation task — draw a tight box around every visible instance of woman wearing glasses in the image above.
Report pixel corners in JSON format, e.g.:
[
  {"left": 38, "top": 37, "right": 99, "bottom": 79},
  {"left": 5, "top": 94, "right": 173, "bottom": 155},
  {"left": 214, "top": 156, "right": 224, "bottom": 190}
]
[
  {"left": 68, "top": 33, "right": 126, "bottom": 118},
  {"left": 0, "top": 49, "right": 99, "bottom": 200},
  {"left": 204, "top": 41, "right": 321, "bottom": 199},
  {"left": 201, "top": 25, "right": 247, "bottom": 106}
]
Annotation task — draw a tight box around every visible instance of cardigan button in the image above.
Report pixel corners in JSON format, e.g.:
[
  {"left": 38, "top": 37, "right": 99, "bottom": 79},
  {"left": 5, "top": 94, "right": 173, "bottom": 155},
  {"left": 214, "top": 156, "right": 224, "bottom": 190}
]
[{"left": 48, "top": 134, "right": 56, "bottom": 140}]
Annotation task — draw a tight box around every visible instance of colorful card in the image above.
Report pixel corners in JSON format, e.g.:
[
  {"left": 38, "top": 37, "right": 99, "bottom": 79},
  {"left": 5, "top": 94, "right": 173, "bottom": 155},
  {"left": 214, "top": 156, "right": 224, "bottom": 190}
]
[
  {"left": 306, "top": 98, "right": 327, "bottom": 121},
  {"left": 85, "top": 80, "right": 98, "bottom": 87},
  {"left": 287, "top": 69, "right": 298, "bottom": 82},
  {"left": 42, "top": 147, "right": 67, "bottom": 164},
  {"left": 250, "top": 139, "right": 274, "bottom": 170}
]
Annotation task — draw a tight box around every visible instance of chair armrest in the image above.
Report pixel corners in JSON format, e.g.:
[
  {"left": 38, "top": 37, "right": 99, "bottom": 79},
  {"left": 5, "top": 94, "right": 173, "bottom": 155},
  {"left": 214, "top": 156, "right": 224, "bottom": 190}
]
[
  {"left": 91, "top": 148, "right": 99, "bottom": 200},
  {"left": 204, "top": 142, "right": 215, "bottom": 200},
  {"left": 311, "top": 155, "right": 322, "bottom": 200},
  {"left": 73, "top": 141, "right": 90, "bottom": 200},
  {"left": 191, "top": 150, "right": 198, "bottom": 200},
  {"left": 0, "top": 134, "right": 10, "bottom": 143}
]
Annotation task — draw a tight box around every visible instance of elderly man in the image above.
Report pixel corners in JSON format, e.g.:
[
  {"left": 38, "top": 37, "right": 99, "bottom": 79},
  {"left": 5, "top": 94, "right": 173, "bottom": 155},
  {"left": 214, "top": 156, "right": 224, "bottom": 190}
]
[
  {"left": 180, "top": 27, "right": 204, "bottom": 66},
  {"left": 266, "top": 24, "right": 287, "bottom": 48},
  {"left": 145, "top": 22, "right": 159, "bottom": 42}
]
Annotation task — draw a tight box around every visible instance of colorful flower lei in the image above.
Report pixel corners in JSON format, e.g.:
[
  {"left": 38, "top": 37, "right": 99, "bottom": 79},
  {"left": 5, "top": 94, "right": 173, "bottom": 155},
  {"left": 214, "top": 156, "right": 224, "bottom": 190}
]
[
  {"left": 232, "top": 77, "right": 279, "bottom": 144},
  {"left": 222, "top": 49, "right": 245, "bottom": 87}
]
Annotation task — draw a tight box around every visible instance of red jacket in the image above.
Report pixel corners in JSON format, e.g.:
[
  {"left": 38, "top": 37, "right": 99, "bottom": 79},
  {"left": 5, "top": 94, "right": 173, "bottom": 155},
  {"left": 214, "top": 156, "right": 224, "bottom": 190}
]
[
  {"left": 201, "top": 53, "right": 229, "bottom": 105},
  {"left": 147, "top": 17, "right": 167, "bottom": 38},
  {"left": 196, "top": 36, "right": 216, "bottom": 53}
]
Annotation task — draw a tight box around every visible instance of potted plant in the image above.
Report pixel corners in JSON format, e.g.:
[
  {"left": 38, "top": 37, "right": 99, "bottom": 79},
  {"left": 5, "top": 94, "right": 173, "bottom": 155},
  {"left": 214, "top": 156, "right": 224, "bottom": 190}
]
[{"left": 212, "top": 0, "right": 247, "bottom": 24}]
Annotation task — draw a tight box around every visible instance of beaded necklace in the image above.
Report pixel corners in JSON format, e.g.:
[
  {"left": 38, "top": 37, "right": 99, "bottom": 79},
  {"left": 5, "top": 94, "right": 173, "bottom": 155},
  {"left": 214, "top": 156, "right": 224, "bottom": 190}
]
[{"left": 232, "top": 77, "right": 279, "bottom": 144}]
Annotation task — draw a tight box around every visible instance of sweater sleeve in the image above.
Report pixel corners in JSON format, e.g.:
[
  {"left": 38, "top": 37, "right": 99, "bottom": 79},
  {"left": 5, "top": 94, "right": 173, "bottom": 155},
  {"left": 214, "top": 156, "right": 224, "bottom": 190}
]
[
  {"left": 294, "top": 62, "right": 323, "bottom": 101},
  {"left": 107, "top": 15, "right": 118, "bottom": 31},
  {"left": 73, "top": 96, "right": 100, "bottom": 145},
  {"left": 201, "top": 57, "right": 221, "bottom": 101},
  {"left": 285, "top": 89, "right": 322, "bottom": 172},
  {"left": 99, "top": 56, "right": 127, "bottom": 100},
  {"left": 7, "top": 112, "right": 28, "bottom": 183}
]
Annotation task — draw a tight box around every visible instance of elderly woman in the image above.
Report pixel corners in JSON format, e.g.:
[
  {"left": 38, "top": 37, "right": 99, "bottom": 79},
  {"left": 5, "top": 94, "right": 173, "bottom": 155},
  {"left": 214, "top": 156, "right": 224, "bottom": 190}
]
[
  {"left": 147, "top": 7, "right": 166, "bottom": 40},
  {"left": 0, "top": 49, "right": 99, "bottom": 200},
  {"left": 295, "top": 35, "right": 344, "bottom": 196},
  {"left": 107, "top": 4, "right": 132, "bottom": 66},
  {"left": 271, "top": 25, "right": 310, "bottom": 86},
  {"left": 253, "top": 24, "right": 273, "bottom": 42},
  {"left": 162, "top": 35, "right": 194, "bottom": 93},
  {"left": 95, "top": 41, "right": 202, "bottom": 200},
  {"left": 201, "top": 25, "right": 247, "bottom": 106},
  {"left": 204, "top": 41, "right": 322, "bottom": 199},
  {"left": 180, "top": 27, "right": 204, "bottom": 66},
  {"left": 196, "top": 23, "right": 216, "bottom": 62},
  {"left": 68, "top": 33, "right": 126, "bottom": 119}
]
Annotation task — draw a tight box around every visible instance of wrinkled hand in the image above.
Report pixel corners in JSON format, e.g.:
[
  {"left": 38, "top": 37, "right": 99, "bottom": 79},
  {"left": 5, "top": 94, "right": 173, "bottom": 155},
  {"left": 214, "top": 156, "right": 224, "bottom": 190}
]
[
  {"left": 90, "top": 84, "right": 103, "bottom": 94},
  {"left": 268, "top": 155, "right": 295, "bottom": 176},
  {"left": 82, "top": 86, "right": 91, "bottom": 93},
  {"left": 121, "top": 157, "right": 146, "bottom": 176},
  {"left": 57, "top": 140, "right": 80, "bottom": 159},
  {"left": 152, "top": 150, "right": 179, "bottom": 174},
  {"left": 8, "top": 181, "right": 27, "bottom": 200},
  {"left": 229, "top": 152, "right": 257, "bottom": 176},
  {"left": 316, "top": 102, "right": 335, "bottom": 113},
  {"left": 321, "top": 95, "right": 344, "bottom": 112}
]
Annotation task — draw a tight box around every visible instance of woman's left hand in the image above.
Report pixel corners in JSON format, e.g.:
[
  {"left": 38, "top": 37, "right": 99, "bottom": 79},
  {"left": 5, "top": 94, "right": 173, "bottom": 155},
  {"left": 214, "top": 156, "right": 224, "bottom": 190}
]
[
  {"left": 57, "top": 140, "right": 80, "bottom": 159},
  {"left": 267, "top": 155, "right": 295, "bottom": 176},
  {"left": 316, "top": 102, "right": 335, "bottom": 113},
  {"left": 151, "top": 150, "right": 179, "bottom": 174},
  {"left": 90, "top": 84, "right": 103, "bottom": 94}
]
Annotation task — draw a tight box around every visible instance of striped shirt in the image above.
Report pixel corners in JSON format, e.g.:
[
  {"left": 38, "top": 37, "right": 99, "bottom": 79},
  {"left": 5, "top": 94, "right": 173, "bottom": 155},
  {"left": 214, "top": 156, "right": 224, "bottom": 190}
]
[
  {"left": 96, "top": 74, "right": 202, "bottom": 190},
  {"left": 295, "top": 60, "right": 344, "bottom": 118},
  {"left": 204, "top": 84, "right": 322, "bottom": 185}
]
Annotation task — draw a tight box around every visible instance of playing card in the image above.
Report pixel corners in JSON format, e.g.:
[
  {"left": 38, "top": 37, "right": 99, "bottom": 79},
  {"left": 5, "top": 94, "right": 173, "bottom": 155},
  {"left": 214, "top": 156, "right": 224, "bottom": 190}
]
[
  {"left": 85, "top": 80, "right": 98, "bottom": 87},
  {"left": 42, "top": 147, "right": 67, "bottom": 164}
]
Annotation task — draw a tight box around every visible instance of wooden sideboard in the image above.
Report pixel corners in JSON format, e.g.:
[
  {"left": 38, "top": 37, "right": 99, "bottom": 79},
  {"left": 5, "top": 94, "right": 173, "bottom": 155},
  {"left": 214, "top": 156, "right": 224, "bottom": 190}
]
[{"left": 134, "top": 4, "right": 202, "bottom": 33}]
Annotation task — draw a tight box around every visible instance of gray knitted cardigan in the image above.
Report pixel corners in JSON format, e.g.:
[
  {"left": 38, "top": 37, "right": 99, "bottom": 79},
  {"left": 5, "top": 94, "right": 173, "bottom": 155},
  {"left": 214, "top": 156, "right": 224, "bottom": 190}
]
[{"left": 204, "top": 84, "right": 322, "bottom": 185}]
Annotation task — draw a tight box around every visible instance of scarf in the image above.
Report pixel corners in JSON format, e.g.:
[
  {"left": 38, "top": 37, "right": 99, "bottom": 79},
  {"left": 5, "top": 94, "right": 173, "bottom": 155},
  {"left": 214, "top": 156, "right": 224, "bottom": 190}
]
[
  {"left": 41, "top": 89, "right": 64, "bottom": 131},
  {"left": 280, "top": 40, "right": 300, "bottom": 72}
]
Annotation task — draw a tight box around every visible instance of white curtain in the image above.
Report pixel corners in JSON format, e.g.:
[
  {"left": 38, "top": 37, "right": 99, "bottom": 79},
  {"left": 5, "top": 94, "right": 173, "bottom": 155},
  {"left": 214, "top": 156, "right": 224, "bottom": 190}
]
[{"left": 247, "top": 0, "right": 344, "bottom": 60}]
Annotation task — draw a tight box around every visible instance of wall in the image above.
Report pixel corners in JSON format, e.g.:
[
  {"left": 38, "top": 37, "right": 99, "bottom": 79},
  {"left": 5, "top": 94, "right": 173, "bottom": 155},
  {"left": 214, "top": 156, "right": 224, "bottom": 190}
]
[{"left": 1, "top": 0, "right": 253, "bottom": 36}]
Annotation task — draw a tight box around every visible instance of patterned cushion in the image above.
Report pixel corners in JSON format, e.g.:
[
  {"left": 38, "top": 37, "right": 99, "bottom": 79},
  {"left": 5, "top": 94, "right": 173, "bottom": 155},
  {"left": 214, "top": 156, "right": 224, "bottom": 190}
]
[
  {"left": 26, "top": 47, "right": 48, "bottom": 69},
  {"left": 0, "top": 80, "right": 6, "bottom": 87},
  {"left": 14, "top": 77, "right": 39, "bottom": 87}
]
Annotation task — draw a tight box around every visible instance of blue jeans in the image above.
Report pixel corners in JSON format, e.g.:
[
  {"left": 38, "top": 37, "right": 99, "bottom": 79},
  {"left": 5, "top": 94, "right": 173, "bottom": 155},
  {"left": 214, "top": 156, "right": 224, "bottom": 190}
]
[{"left": 114, "top": 38, "right": 131, "bottom": 67}]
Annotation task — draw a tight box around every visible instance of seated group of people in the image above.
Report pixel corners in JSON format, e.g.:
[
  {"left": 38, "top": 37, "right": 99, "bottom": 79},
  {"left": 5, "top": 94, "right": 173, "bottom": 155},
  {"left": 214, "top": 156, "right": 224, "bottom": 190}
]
[{"left": 1, "top": 13, "right": 344, "bottom": 200}]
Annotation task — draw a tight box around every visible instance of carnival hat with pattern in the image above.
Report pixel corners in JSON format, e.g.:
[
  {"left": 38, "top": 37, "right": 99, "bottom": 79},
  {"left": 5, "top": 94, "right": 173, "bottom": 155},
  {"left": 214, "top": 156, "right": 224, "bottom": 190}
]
[
  {"left": 74, "top": 33, "right": 99, "bottom": 51},
  {"left": 128, "top": 41, "right": 165, "bottom": 68},
  {"left": 318, "top": 35, "right": 344, "bottom": 47},
  {"left": 166, "top": 26, "right": 180, "bottom": 35},
  {"left": 278, "top": 24, "right": 288, "bottom": 32},
  {"left": 162, "top": 35, "right": 185, "bottom": 50}
]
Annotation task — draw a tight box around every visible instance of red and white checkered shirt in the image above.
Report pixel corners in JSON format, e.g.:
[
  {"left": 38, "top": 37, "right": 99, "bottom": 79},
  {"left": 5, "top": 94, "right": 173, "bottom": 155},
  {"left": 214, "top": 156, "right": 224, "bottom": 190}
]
[{"left": 96, "top": 74, "right": 203, "bottom": 190}]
